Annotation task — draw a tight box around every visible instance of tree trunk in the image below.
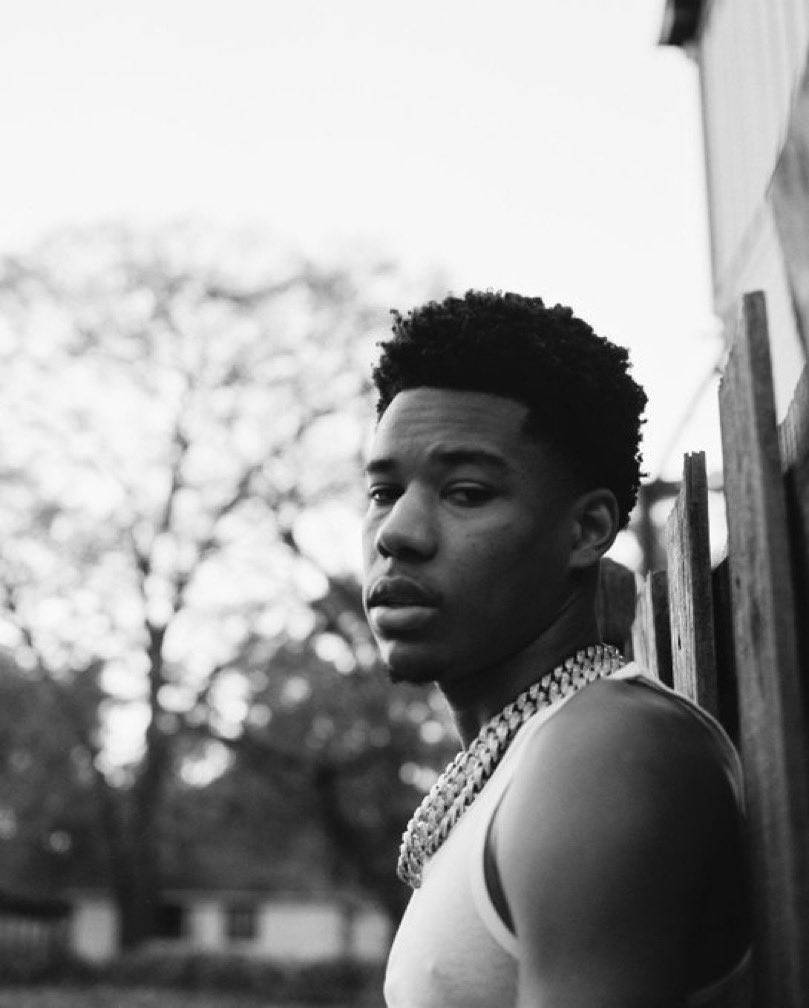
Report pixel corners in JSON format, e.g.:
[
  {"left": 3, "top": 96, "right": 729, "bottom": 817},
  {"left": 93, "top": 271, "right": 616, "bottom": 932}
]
[
  {"left": 89, "top": 712, "right": 169, "bottom": 949},
  {"left": 111, "top": 626, "right": 172, "bottom": 949},
  {"left": 114, "top": 862, "right": 159, "bottom": 951},
  {"left": 91, "top": 772, "right": 163, "bottom": 951},
  {"left": 312, "top": 760, "right": 410, "bottom": 932}
]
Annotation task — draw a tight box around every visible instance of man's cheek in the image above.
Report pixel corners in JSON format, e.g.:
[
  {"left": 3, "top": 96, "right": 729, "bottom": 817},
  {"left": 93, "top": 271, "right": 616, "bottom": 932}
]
[{"left": 360, "top": 532, "right": 376, "bottom": 573}]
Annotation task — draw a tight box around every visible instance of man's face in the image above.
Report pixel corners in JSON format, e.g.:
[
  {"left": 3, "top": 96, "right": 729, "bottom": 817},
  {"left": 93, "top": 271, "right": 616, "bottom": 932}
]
[{"left": 361, "top": 387, "right": 578, "bottom": 685}]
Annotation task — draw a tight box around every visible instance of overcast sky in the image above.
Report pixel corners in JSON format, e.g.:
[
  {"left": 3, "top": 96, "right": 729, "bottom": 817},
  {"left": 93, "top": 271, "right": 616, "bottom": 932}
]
[{"left": 1, "top": 0, "right": 723, "bottom": 489}]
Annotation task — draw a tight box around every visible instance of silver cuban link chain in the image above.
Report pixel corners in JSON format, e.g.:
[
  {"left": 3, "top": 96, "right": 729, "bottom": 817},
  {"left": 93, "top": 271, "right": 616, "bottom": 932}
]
[{"left": 397, "top": 643, "right": 625, "bottom": 889}]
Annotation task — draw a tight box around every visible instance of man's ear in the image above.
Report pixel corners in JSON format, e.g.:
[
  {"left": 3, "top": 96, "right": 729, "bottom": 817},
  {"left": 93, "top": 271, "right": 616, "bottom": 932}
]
[{"left": 568, "top": 489, "right": 620, "bottom": 569}]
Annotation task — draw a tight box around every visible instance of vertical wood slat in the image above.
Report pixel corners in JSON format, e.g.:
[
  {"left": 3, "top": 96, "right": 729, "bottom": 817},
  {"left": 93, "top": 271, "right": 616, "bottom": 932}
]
[
  {"left": 778, "top": 362, "right": 809, "bottom": 781},
  {"left": 718, "top": 290, "right": 809, "bottom": 1007},
  {"left": 710, "top": 558, "right": 740, "bottom": 744},
  {"left": 595, "top": 557, "right": 637, "bottom": 657},
  {"left": 778, "top": 362, "right": 809, "bottom": 469},
  {"left": 631, "top": 569, "right": 674, "bottom": 687},
  {"left": 664, "top": 452, "right": 718, "bottom": 715}
]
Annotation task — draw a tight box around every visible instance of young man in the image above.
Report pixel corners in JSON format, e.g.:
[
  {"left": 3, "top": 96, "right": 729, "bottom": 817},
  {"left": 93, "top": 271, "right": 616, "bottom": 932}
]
[{"left": 362, "top": 292, "right": 750, "bottom": 1008}]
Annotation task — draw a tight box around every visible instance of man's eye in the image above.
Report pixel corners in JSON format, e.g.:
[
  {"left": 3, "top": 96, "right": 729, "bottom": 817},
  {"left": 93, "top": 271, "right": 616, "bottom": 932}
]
[
  {"left": 367, "top": 485, "right": 400, "bottom": 505},
  {"left": 445, "top": 484, "right": 494, "bottom": 506}
]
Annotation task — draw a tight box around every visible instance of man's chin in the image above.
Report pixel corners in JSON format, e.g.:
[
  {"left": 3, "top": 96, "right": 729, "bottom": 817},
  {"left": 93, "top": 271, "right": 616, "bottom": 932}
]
[
  {"left": 387, "top": 663, "right": 438, "bottom": 686},
  {"left": 380, "top": 642, "right": 446, "bottom": 685}
]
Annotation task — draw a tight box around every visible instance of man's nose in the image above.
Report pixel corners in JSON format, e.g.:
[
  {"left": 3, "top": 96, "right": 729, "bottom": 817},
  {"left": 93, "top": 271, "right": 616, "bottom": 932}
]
[{"left": 375, "top": 488, "right": 437, "bottom": 560}]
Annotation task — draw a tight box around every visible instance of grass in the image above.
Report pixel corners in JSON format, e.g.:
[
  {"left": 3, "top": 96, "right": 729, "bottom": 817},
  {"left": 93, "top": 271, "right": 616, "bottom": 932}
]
[{"left": 0, "top": 989, "right": 381, "bottom": 1008}]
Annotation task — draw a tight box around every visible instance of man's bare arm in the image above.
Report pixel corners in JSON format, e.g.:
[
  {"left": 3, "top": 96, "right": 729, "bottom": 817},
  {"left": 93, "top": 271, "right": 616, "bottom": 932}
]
[{"left": 490, "top": 679, "right": 741, "bottom": 1008}]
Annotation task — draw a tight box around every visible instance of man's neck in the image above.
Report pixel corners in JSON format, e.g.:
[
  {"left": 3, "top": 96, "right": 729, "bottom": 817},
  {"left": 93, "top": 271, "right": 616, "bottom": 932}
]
[{"left": 440, "top": 597, "right": 603, "bottom": 747}]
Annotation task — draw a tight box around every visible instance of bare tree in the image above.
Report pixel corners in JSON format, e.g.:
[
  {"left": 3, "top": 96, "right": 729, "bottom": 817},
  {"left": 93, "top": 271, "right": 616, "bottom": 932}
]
[{"left": 0, "top": 223, "right": 417, "bottom": 947}]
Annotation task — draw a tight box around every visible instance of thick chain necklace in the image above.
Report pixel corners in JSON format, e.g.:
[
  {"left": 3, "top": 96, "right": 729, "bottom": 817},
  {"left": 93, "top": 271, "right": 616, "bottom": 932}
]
[{"left": 397, "top": 643, "right": 625, "bottom": 889}]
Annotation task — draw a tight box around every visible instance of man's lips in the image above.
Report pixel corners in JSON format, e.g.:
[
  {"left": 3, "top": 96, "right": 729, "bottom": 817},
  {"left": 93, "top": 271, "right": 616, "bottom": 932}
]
[
  {"left": 366, "top": 577, "right": 440, "bottom": 636},
  {"left": 366, "top": 576, "right": 440, "bottom": 609}
]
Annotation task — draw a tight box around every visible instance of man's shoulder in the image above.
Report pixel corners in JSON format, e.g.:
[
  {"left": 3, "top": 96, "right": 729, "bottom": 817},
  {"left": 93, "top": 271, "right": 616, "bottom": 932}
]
[
  {"left": 538, "top": 671, "right": 730, "bottom": 771},
  {"left": 500, "top": 673, "right": 735, "bottom": 831},
  {"left": 490, "top": 671, "right": 740, "bottom": 931},
  {"left": 488, "top": 672, "right": 747, "bottom": 1000}
]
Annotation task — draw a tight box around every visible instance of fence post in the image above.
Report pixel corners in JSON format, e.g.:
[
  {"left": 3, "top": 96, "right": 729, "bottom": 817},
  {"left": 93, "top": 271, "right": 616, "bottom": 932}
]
[
  {"left": 778, "top": 364, "right": 809, "bottom": 689},
  {"left": 718, "top": 290, "right": 809, "bottom": 1006},
  {"left": 631, "top": 569, "right": 673, "bottom": 686},
  {"left": 710, "top": 558, "right": 740, "bottom": 742},
  {"left": 596, "top": 557, "right": 636, "bottom": 656},
  {"left": 664, "top": 451, "right": 718, "bottom": 715}
]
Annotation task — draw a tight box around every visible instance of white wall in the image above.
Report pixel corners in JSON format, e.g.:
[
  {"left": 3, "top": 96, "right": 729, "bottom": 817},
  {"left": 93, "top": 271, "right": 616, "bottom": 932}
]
[
  {"left": 718, "top": 203, "right": 806, "bottom": 416},
  {"left": 70, "top": 896, "right": 119, "bottom": 963},
  {"left": 68, "top": 893, "right": 389, "bottom": 963},
  {"left": 255, "top": 901, "right": 388, "bottom": 961},
  {"left": 188, "top": 898, "right": 224, "bottom": 950},
  {"left": 352, "top": 907, "right": 392, "bottom": 962},
  {"left": 699, "top": 0, "right": 809, "bottom": 289},
  {"left": 695, "top": 0, "right": 809, "bottom": 415},
  {"left": 258, "top": 901, "right": 344, "bottom": 961}
]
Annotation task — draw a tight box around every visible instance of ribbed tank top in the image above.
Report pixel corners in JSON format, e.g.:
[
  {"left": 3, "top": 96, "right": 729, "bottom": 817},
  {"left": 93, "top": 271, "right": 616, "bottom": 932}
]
[{"left": 384, "top": 665, "right": 752, "bottom": 1008}]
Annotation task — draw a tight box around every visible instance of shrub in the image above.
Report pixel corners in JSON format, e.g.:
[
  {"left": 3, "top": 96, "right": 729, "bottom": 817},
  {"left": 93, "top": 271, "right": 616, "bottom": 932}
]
[{"left": 103, "top": 949, "right": 383, "bottom": 1004}]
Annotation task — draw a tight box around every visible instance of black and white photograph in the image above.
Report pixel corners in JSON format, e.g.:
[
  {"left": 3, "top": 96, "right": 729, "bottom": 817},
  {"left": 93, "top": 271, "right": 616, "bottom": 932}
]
[{"left": 0, "top": 1, "right": 807, "bottom": 1005}]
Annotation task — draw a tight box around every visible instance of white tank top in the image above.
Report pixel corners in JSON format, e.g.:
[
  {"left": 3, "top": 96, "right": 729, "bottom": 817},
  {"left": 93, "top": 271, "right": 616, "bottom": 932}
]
[{"left": 384, "top": 665, "right": 752, "bottom": 1008}]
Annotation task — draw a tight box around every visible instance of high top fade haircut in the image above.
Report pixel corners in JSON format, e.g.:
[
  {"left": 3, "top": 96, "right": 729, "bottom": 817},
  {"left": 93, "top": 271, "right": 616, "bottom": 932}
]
[{"left": 372, "top": 290, "right": 647, "bottom": 529}]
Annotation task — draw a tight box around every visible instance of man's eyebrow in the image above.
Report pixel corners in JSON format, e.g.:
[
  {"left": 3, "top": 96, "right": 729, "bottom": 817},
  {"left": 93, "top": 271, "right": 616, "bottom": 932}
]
[
  {"left": 364, "top": 456, "right": 397, "bottom": 476},
  {"left": 363, "top": 447, "right": 509, "bottom": 476},
  {"left": 426, "top": 446, "right": 509, "bottom": 471}
]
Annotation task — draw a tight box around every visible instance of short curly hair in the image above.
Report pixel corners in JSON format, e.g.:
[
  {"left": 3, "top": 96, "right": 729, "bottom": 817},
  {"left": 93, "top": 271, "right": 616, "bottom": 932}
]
[{"left": 372, "top": 290, "right": 647, "bottom": 528}]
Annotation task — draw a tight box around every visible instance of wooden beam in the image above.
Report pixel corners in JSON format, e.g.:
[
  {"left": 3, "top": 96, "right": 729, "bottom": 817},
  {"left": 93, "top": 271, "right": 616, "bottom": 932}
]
[
  {"left": 718, "top": 291, "right": 809, "bottom": 1005},
  {"left": 664, "top": 451, "right": 718, "bottom": 714},
  {"left": 631, "top": 569, "right": 673, "bottom": 687}
]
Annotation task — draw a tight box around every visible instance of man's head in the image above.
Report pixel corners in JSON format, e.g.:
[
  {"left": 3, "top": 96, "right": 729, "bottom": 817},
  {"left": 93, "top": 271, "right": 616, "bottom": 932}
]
[{"left": 362, "top": 290, "right": 646, "bottom": 685}]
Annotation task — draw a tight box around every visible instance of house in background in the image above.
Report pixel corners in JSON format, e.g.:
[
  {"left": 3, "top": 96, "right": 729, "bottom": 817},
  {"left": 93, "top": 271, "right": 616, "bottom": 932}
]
[
  {"left": 68, "top": 888, "right": 389, "bottom": 964},
  {"left": 660, "top": 0, "right": 809, "bottom": 415}
]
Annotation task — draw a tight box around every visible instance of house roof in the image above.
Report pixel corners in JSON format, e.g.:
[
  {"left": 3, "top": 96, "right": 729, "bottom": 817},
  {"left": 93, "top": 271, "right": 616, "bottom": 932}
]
[{"left": 659, "top": 0, "right": 705, "bottom": 47}]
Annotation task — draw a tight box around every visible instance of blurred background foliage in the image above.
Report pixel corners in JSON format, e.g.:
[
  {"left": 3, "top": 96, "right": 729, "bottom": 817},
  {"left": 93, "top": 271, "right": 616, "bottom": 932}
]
[{"left": 0, "top": 223, "right": 455, "bottom": 949}]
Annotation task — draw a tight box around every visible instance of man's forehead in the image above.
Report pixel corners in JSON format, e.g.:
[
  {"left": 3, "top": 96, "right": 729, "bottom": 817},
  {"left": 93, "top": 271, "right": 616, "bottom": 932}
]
[
  {"left": 376, "top": 387, "right": 529, "bottom": 436},
  {"left": 366, "top": 387, "right": 532, "bottom": 469}
]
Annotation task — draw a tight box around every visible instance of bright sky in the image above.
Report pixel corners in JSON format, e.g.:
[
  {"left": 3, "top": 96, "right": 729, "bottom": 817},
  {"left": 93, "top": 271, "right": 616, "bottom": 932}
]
[
  {"left": 1, "top": 0, "right": 722, "bottom": 484},
  {"left": 0, "top": 0, "right": 736, "bottom": 769}
]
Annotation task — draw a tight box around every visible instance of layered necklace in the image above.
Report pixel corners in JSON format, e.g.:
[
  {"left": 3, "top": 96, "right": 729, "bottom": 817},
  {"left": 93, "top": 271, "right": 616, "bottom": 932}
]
[{"left": 397, "top": 643, "right": 625, "bottom": 889}]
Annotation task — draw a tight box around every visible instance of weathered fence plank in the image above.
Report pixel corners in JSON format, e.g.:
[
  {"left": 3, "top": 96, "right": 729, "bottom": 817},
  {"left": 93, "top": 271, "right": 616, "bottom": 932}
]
[
  {"left": 778, "top": 363, "right": 809, "bottom": 695},
  {"left": 664, "top": 451, "right": 718, "bottom": 714},
  {"left": 718, "top": 290, "right": 809, "bottom": 1006},
  {"left": 596, "top": 557, "right": 636, "bottom": 657},
  {"left": 710, "top": 558, "right": 740, "bottom": 743},
  {"left": 777, "top": 362, "right": 809, "bottom": 469},
  {"left": 631, "top": 569, "right": 673, "bottom": 686}
]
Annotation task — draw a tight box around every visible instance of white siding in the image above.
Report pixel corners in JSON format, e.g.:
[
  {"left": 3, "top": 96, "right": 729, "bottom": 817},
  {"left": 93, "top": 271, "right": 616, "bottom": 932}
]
[
  {"left": 699, "top": 0, "right": 808, "bottom": 296},
  {"left": 188, "top": 898, "right": 225, "bottom": 949},
  {"left": 68, "top": 893, "right": 389, "bottom": 963},
  {"left": 786, "top": 0, "right": 809, "bottom": 70},
  {"left": 352, "top": 907, "right": 392, "bottom": 961},
  {"left": 255, "top": 901, "right": 388, "bottom": 961},
  {"left": 695, "top": 0, "right": 809, "bottom": 413},
  {"left": 720, "top": 205, "right": 805, "bottom": 417},
  {"left": 258, "top": 902, "right": 344, "bottom": 961},
  {"left": 70, "top": 896, "right": 119, "bottom": 963}
]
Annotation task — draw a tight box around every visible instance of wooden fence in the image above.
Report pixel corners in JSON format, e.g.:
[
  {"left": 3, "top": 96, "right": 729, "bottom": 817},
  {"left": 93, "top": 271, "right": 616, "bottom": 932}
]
[{"left": 629, "top": 291, "right": 809, "bottom": 1006}]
